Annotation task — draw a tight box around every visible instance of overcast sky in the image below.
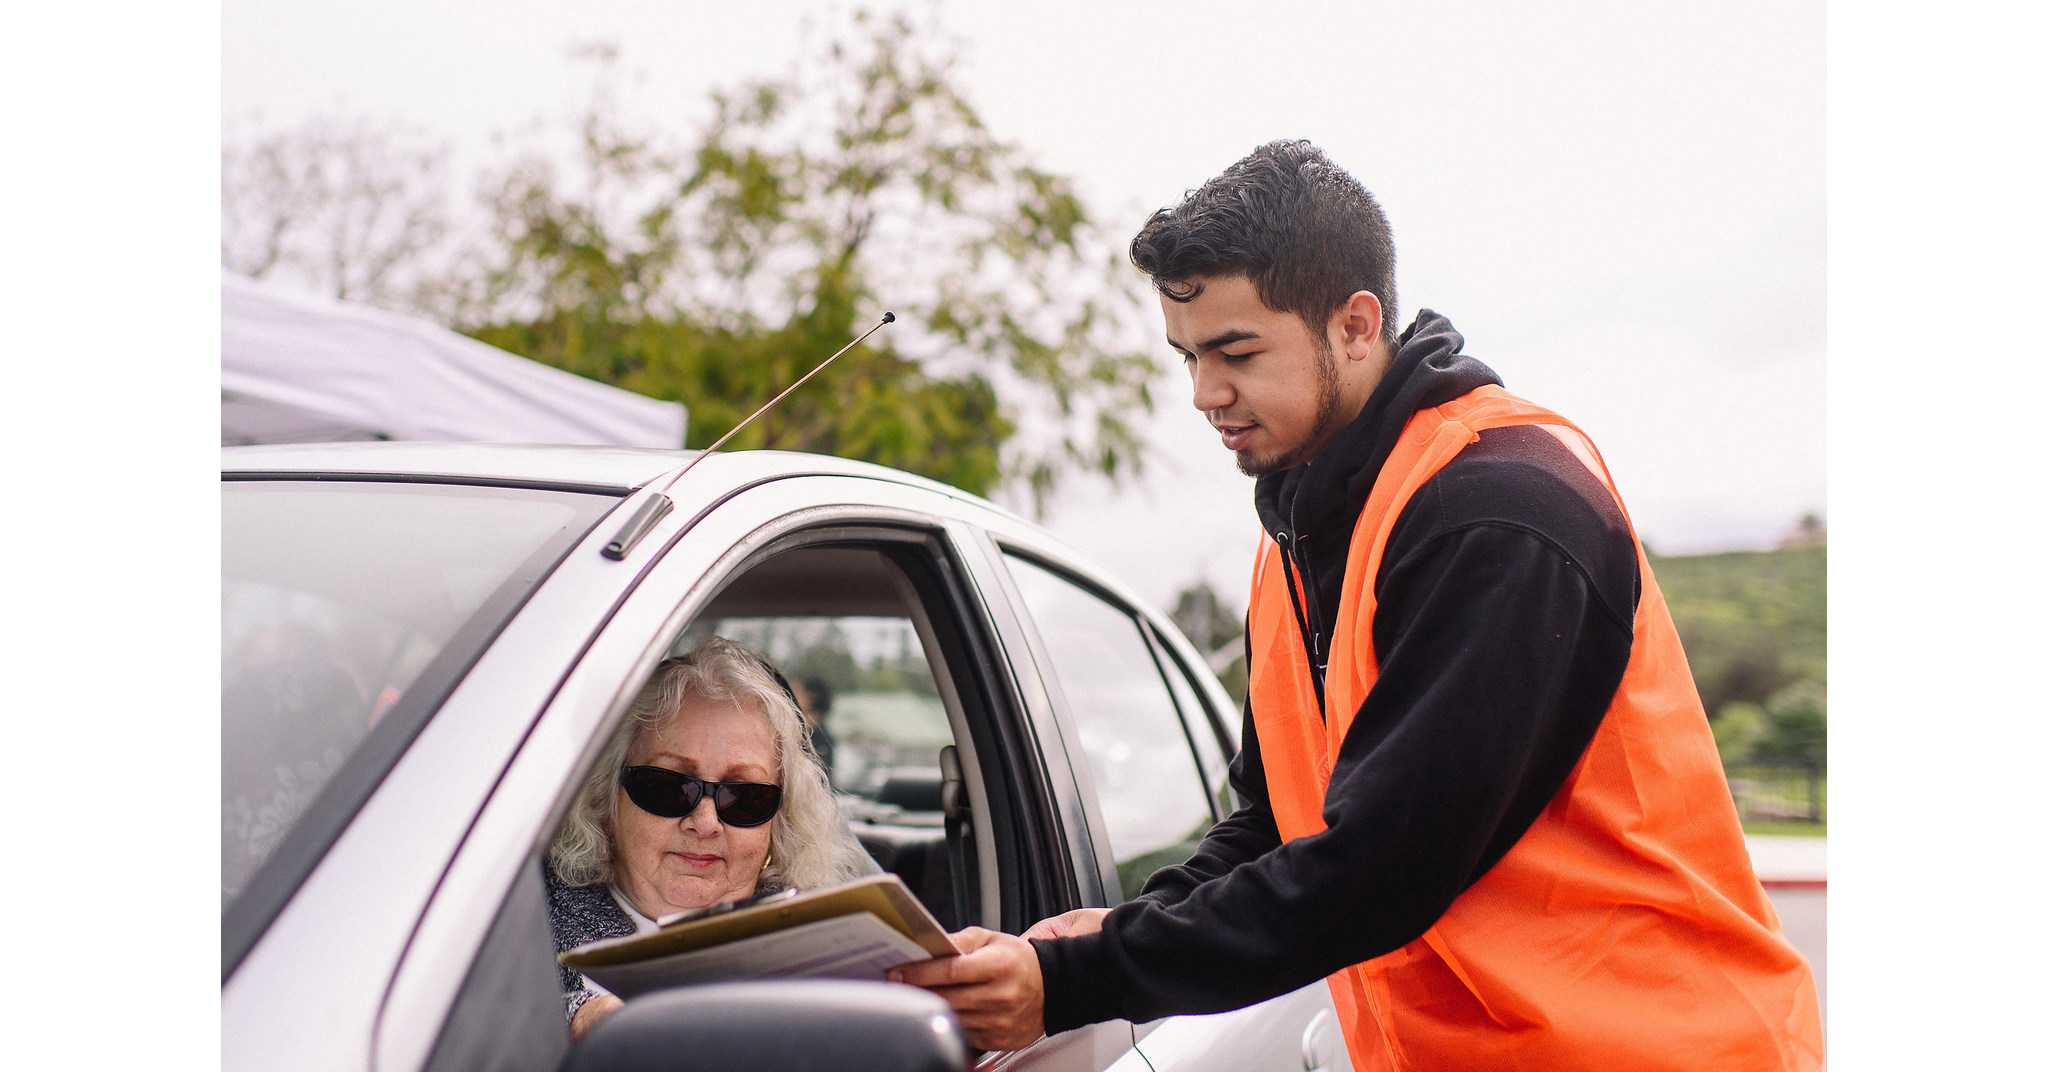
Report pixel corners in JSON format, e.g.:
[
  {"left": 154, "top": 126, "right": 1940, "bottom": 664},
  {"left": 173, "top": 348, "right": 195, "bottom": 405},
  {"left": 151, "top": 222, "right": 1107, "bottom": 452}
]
[{"left": 222, "top": 0, "right": 1825, "bottom": 609}]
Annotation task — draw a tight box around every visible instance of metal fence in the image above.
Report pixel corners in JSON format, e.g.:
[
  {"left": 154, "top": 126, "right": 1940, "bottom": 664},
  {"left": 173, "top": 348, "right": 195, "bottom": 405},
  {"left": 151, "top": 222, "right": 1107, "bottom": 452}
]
[{"left": 1723, "top": 759, "right": 1826, "bottom": 824}]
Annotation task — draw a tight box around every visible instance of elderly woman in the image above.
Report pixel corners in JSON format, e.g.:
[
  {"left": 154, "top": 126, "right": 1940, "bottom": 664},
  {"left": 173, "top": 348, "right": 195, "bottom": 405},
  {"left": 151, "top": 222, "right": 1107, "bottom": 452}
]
[{"left": 546, "top": 635, "right": 874, "bottom": 1039}]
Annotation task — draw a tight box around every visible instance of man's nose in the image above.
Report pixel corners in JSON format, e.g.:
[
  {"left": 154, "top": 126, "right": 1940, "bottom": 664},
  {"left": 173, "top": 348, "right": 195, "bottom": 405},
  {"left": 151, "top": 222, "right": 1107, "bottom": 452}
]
[{"left": 1189, "top": 359, "right": 1232, "bottom": 412}]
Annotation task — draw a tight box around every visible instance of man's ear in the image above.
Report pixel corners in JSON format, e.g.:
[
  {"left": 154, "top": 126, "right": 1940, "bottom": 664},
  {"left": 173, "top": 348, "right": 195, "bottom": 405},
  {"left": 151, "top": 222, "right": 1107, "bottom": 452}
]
[{"left": 1329, "top": 290, "right": 1384, "bottom": 362}]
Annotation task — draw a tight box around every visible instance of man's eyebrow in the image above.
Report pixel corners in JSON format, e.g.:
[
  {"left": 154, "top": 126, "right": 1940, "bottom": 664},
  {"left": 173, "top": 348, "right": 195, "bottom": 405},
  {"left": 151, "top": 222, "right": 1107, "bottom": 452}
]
[{"left": 1167, "top": 328, "right": 1262, "bottom": 355}]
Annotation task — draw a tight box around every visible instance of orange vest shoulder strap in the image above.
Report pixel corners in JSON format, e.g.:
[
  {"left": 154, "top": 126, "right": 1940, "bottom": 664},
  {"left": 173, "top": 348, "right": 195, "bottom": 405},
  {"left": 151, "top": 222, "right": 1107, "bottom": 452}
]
[
  {"left": 1248, "top": 385, "right": 1629, "bottom": 830},
  {"left": 1248, "top": 534, "right": 1337, "bottom": 837},
  {"left": 1322, "top": 386, "right": 1626, "bottom": 740}
]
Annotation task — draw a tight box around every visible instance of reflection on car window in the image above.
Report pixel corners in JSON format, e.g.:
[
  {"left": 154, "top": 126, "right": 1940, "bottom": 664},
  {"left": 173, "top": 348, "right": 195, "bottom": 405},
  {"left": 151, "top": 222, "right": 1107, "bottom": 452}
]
[
  {"left": 1001, "top": 554, "right": 1216, "bottom": 901},
  {"left": 1151, "top": 626, "right": 1237, "bottom": 819},
  {"left": 222, "top": 480, "right": 614, "bottom": 910}
]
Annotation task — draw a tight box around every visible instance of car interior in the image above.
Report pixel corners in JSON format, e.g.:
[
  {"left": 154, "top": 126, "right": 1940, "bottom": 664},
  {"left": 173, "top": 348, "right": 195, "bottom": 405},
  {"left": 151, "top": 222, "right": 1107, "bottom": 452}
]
[{"left": 673, "top": 543, "right": 1000, "bottom": 932}]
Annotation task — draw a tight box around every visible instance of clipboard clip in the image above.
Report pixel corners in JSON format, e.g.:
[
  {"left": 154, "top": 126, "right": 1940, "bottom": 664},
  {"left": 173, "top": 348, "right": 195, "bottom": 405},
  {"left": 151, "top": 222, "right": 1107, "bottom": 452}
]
[{"left": 656, "top": 886, "right": 801, "bottom": 928}]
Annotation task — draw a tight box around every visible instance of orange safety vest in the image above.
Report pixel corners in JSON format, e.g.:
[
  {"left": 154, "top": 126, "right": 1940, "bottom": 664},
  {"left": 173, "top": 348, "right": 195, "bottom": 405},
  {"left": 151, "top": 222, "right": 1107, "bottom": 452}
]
[{"left": 1247, "top": 385, "right": 1823, "bottom": 1071}]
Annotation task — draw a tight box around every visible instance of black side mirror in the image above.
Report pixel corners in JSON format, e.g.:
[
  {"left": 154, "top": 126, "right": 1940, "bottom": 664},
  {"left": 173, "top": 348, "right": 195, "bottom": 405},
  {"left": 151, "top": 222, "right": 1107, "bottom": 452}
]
[{"left": 561, "top": 979, "right": 968, "bottom": 1072}]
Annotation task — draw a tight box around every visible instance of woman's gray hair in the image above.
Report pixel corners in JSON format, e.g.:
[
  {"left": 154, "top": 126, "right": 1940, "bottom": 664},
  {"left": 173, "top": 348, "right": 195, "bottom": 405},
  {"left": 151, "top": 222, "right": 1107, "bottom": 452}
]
[{"left": 549, "top": 635, "right": 873, "bottom": 894}]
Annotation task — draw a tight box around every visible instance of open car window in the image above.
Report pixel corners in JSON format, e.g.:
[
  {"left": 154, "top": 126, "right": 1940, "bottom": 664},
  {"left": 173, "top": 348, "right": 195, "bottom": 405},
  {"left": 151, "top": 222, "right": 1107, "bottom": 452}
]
[{"left": 679, "top": 544, "right": 987, "bottom": 931}]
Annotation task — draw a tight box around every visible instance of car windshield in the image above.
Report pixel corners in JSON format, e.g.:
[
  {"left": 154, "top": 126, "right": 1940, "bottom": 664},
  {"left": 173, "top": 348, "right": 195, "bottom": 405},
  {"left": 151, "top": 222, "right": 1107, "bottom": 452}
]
[{"left": 222, "top": 478, "right": 620, "bottom": 913}]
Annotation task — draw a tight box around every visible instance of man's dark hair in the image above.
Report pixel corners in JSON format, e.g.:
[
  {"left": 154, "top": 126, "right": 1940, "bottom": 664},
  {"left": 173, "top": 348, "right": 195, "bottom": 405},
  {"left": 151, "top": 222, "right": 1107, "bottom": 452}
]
[{"left": 1129, "top": 140, "right": 1398, "bottom": 344}]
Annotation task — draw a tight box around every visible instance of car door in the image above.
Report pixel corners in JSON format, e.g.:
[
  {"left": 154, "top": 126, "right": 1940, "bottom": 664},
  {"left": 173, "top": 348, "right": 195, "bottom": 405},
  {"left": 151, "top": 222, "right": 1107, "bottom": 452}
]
[
  {"left": 968, "top": 530, "right": 1354, "bottom": 1072},
  {"left": 377, "top": 469, "right": 1149, "bottom": 1072}
]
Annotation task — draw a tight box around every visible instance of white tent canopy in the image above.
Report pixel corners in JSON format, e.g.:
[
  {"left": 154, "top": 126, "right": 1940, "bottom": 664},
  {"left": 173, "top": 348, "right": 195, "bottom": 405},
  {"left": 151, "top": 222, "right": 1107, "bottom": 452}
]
[{"left": 222, "top": 271, "right": 687, "bottom": 448}]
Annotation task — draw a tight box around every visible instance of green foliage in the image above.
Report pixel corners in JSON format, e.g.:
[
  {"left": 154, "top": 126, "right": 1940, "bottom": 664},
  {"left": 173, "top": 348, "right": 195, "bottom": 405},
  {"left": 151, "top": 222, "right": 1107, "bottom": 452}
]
[
  {"left": 1755, "top": 680, "right": 1827, "bottom": 764},
  {"left": 469, "top": 311, "right": 1007, "bottom": 492},
  {"left": 1650, "top": 545, "right": 1826, "bottom": 716},
  {"left": 1115, "top": 818, "right": 1219, "bottom": 901},
  {"left": 1713, "top": 700, "right": 1768, "bottom": 761},
  {"left": 1651, "top": 544, "right": 1826, "bottom": 771},
  {"left": 442, "top": 9, "right": 1155, "bottom": 504}
]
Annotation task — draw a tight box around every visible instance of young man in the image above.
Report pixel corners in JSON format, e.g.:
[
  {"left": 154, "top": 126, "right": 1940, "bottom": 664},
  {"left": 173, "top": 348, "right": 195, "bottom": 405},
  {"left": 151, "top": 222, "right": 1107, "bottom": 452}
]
[{"left": 895, "top": 141, "right": 1823, "bottom": 1070}]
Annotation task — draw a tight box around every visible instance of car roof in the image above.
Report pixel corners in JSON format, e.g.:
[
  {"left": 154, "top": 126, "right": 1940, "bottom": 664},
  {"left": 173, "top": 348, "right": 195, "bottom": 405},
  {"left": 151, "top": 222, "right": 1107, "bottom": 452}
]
[
  {"left": 220, "top": 441, "right": 1006, "bottom": 512},
  {"left": 223, "top": 441, "right": 695, "bottom": 491}
]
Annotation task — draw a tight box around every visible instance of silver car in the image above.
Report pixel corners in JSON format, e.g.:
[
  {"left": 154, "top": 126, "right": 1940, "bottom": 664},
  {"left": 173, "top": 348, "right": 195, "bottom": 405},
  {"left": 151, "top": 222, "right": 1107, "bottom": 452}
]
[{"left": 222, "top": 441, "right": 1350, "bottom": 1072}]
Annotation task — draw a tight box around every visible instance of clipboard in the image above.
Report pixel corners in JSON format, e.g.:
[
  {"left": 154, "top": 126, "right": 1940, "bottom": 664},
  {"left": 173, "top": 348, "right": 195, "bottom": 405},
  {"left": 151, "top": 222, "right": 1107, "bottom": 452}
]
[{"left": 560, "top": 873, "right": 958, "bottom": 976}]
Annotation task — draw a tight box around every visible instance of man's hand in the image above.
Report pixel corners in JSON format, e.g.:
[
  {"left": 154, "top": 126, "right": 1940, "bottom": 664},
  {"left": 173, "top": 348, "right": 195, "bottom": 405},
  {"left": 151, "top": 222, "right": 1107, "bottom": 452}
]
[
  {"left": 1022, "top": 907, "right": 1110, "bottom": 941},
  {"left": 891, "top": 927, "right": 1046, "bottom": 1052}
]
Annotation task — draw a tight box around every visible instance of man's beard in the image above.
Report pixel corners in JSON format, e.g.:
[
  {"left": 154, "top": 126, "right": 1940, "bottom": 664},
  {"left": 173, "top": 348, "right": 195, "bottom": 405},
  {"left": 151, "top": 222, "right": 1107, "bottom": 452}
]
[{"left": 1236, "top": 338, "right": 1346, "bottom": 477}]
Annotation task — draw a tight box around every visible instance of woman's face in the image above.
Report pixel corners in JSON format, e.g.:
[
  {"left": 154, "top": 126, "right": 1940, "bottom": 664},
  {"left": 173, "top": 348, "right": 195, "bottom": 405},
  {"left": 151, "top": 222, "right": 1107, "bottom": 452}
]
[{"left": 612, "top": 697, "right": 778, "bottom": 919}]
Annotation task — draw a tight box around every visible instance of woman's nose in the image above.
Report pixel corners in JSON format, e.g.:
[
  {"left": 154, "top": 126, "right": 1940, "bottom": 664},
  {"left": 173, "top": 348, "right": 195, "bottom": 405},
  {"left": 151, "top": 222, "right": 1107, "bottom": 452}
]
[{"left": 679, "top": 794, "right": 721, "bottom": 831}]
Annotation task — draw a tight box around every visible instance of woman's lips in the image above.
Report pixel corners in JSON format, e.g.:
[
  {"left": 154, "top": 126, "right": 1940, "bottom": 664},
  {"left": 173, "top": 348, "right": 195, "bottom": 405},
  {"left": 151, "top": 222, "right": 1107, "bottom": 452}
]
[{"left": 670, "top": 851, "right": 721, "bottom": 868}]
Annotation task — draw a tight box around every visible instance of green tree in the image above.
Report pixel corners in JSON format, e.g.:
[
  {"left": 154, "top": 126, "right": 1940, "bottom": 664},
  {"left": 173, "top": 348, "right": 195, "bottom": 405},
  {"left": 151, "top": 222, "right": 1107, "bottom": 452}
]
[
  {"left": 442, "top": 12, "right": 1156, "bottom": 504},
  {"left": 1753, "top": 681, "right": 1826, "bottom": 765},
  {"left": 1650, "top": 544, "right": 1826, "bottom": 724},
  {"left": 1711, "top": 700, "right": 1767, "bottom": 763}
]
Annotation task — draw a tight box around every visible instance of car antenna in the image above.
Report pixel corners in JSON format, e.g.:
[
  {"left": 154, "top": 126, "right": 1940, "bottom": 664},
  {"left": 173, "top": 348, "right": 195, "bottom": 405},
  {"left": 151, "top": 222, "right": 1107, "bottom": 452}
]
[{"left": 603, "top": 311, "right": 897, "bottom": 560}]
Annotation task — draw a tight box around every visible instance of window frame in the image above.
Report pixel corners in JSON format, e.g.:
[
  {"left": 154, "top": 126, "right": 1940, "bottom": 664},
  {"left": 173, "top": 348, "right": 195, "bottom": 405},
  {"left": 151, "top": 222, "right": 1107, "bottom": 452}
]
[
  {"left": 679, "top": 523, "right": 1055, "bottom": 932},
  {"left": 1138, "top": 617, "right": 1241, "bottom": 819},
  {"left": 979, "top": 541, "right": 1227, "bottom": 907}
]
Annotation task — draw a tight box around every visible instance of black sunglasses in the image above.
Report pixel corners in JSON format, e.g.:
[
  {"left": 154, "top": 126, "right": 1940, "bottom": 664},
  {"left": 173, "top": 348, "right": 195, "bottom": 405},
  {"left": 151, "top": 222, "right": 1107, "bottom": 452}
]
[{"left": 619, "top": 766, "right": 782, "bottom": 827}]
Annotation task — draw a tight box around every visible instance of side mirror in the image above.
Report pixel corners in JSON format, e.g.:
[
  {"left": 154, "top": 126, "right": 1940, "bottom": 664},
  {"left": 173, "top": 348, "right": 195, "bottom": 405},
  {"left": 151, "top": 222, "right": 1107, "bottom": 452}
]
[{"left": 561, "top": 979, "right": 968, "bottom": 1072}]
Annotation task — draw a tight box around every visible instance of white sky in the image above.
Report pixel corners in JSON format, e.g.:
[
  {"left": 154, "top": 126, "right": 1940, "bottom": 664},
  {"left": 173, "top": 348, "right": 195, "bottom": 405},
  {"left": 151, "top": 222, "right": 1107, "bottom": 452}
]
[{"left": 221, "top": 0, "right": 1825, "bottom": 610}]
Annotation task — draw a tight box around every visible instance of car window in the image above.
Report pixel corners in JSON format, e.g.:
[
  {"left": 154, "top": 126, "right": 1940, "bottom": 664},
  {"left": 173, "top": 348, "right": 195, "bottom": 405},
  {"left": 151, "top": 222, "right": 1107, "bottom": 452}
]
[
  {"left": 686, "top": 614, "right": 951, "bottom": 803},
  {"left": 669, "top": 542, "right": 992, "bottom": 932},
  {"left": 1148, "top": 623, "right": 1238, "bottom": 819},
  {"left": 1000, "top": 553, "right": 1218, "bottom": 902},
  {"left": 222, "top": 479, "right": 618, "bottom": 912}
]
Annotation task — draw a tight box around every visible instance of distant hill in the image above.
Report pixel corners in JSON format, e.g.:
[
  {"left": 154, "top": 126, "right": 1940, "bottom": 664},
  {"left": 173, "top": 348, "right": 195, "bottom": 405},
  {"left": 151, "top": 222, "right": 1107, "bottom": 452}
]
[
  {"left": 1184, "top": 543, "right": 1828, "bottom": 731},
  {"left": 1648, "top": 545, "right": 1826, "bottom": 720}
]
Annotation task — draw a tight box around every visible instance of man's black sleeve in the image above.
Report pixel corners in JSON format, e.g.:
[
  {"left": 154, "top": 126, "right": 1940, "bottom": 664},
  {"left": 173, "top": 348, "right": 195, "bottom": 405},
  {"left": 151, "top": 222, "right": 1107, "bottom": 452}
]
[{"left": 1033, "top": 447, "right": 1639, "bottom": 1030}]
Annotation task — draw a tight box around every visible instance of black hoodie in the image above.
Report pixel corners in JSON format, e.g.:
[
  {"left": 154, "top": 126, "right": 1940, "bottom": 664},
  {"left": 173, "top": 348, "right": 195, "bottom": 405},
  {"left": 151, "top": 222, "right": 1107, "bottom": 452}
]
[{"left": 1035, "top": 310, "right": 1643, "bottom": 1030}]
